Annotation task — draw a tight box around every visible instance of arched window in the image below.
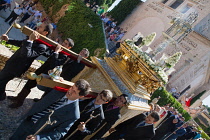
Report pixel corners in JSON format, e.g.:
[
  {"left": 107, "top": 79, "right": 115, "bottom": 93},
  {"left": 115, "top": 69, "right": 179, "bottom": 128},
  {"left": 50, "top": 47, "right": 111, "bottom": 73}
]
[
  {"left": 170, "top": 0, "right": 184, "bottom": 9},
  {"left": 180, "top": 3, "right": 192, "bottom": 13}
]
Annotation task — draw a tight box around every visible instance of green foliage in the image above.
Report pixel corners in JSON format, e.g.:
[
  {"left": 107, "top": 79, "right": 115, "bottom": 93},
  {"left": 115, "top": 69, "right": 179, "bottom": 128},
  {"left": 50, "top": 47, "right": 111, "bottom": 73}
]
[
  {"left": 108, "top": 0, "right": 142, "bottom": 25},
  {"left": 57, "top": 0, "right": 106, "bottom": 57},
  {"left": 40, "top": 0, "right": 72, "bottom": 16},
  {"left": 37, "top": 60, "right": 45, "bottom": 64},
  {"left": 190, "top": 90, "right": 206, "bottom": 105},
  {"left": 90, "top": 0, "right": 116, "bottom": 10},
  {"left": 39, "top": 0, "right": 58, "bottom": 13},
  {"left": 1, "top": 41, "right": 46, "bottom": 65},
  {"left": 0, "top": 40, "right": 20, "bottom": 52},
  {"left": 195, "top": 118, "right": 210, "bottom": 138},
  {"left": 150, "top": 87, "right": 192, "bottom": 121},
  {"left": 40, "top": 0, "right": 106, "bottom": 57}
]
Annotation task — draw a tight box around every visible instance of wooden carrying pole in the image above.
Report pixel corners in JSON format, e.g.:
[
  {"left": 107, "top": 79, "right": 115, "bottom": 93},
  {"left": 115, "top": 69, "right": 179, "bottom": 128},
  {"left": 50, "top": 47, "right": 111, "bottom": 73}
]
[{"left": 20, "top": 26, "right": 97, "bottom": 68}]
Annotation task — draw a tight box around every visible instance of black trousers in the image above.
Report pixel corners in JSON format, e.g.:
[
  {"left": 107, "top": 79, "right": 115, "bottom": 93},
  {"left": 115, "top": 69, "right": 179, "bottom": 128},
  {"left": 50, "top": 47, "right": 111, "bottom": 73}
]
[
  {"left": 5, "top": 10, "right": 19, "bottom": 25},
  {"left": 20, "top": 13, "right": 30, "bottom": 23},
  {"left": 0, "top": 69, "right": 16, "bottom": 94},
  {"left": 0, "top": 0, "right": 6, "bottom": 11},
  {"left": 16, "top": 64, "right": 53, "bottom": 99}
]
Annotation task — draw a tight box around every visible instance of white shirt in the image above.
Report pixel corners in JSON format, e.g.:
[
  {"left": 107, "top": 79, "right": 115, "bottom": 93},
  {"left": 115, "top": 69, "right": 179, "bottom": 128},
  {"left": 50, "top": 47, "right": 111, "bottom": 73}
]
[
  {"left": 27, "top": 7, "right": 35, "bottom": 15},
  {"left": 14, "top": 6, "right": 23, "bottom": 15},
  {"left": 34, "top": 10, "right": 42, "bottom": 17}
]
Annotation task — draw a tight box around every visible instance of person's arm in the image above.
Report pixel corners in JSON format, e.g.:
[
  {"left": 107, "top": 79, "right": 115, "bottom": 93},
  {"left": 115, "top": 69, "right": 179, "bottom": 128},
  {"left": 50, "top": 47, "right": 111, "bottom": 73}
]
[
  {"left": 50, "top": 53, "right": 68, "bottom": 68},
  {"left": 27, "top": 7, "right": 34, "bottom": 15},
  {"left": 49, "top": 44, "right": 68, "bottom": 67},
  {"left": 38, "top": 118, "right": 78, "bottom": 139},
  {"left": 20, "top": 32, "right": 47, "bottom": 57},
  {"left": 15, "top": 5, "right": 23, "bottom": 9},
  {"left": 7, "top": 39, "right": 23, "bottom": 47},
  {"left": 115, "top": 113, "right": 145, "bottom": 131},
  {"left": 20, "top": 41, "right": 46, "bottom": 57},
  {"left": 78, "top": 115, "right": 104, "bottom": 135},
  {"left": 1, "top": 34, "right": 24, "bottom": 47}
]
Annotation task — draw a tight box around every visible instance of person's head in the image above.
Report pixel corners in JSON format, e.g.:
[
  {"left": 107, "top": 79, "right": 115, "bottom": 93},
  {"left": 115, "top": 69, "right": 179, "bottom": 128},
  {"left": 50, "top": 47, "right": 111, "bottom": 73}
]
[
  {"left": 180, "top": 117, "right": 185, "bottom": 122},
  {"left": 145, "top": 111, "right": 160, "bottom": 124},
  {"left": 114, "top": 94, "right": 128, "bottom": 107},
  {"left": 172, "top": 118, "right": 178, "bottom": 124},
  {"left": 154, "top": 104, "right": 161, "bottom": 112},
  {"left": 94, "top": 89, "right": 113, "bottom": 105},
  {"left": 182, "top": 123, "right": 188, "bottom": 128},
  {"left": 169, "top": 107, "right": 174, "bottom": 111},
  {"left": 173, "top": 110, "right": 178, "bottom": 115},
  {"left": 62, "top": 38, "right": 74, "bottom": 49},
  {"left": 79, "top": 48, "right": 89, "bottom": 58},
  {"left": 36, "top": 23, "right": 53, "bottom": 37},
  {"left": 66, "top": 79, "right": 91, "bottom": 100}
]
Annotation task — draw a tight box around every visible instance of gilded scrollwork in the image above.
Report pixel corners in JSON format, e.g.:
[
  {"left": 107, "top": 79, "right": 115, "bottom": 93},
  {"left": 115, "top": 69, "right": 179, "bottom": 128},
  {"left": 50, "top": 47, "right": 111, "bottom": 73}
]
[{"left": 114, "top": 43, "right": 163, "bottom": 94}]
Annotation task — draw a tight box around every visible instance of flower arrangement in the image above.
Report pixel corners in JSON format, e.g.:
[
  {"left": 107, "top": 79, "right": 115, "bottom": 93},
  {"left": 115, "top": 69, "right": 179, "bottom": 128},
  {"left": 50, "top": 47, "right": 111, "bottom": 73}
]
[
  {"left": 165, "top": 52, "right": 182, "bottom": 68},
  {"left": 124, "top": 41, "right": 168, "bottom": 84}
]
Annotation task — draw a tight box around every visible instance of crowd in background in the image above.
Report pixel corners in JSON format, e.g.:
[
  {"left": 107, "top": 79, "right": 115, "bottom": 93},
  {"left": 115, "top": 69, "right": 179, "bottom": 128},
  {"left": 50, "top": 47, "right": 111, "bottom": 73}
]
[
  {"left": 0, "top": 0, "right": 57, "bottom": 31},
  {"left": 150, "top": 97, "right": 205, "bottom": 140},
  {"left": 83, "top": 0, "right": 127, "bottom": 54}
]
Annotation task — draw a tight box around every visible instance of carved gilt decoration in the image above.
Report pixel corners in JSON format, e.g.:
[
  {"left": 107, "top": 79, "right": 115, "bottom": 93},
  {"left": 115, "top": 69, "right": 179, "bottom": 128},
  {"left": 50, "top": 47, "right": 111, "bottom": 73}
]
[{"left": 113, "top": 43, "right": 163, "bottom": 94}]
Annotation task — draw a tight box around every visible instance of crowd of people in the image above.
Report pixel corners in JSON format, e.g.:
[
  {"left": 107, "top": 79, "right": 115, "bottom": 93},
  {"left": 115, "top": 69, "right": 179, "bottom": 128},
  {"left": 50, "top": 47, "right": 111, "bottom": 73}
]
[
  {"left": 150, "top": 97, "right": 205, "bottom": 140},
  {"left": 101, "top": 12, "right": 127, "bottom": 43},
  {"left": 1, "top": 0, "right": 51, "bottom": 30},
  {"left": 169, "top": 87, "right": 181, "bottom": 99},
  {"left": 0, "top": 0, "right": 11, "bottom": 12},
  {"left": 83, "top": 0, "right": 127, "bottom": 55}
]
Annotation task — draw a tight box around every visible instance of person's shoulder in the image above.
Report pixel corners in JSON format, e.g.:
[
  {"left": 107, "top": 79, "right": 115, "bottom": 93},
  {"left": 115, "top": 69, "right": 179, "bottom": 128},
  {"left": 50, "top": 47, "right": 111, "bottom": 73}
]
[
  {"left": 79, "top": 98, "right": 94, "bottom": 104},
  {"left": 37, "top": 43, "right": 48, "bottom": 49}
]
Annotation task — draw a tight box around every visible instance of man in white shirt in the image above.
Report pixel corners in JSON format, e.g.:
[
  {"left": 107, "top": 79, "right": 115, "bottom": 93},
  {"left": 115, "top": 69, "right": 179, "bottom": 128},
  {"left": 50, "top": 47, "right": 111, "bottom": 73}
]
[
  {"left": 4, "top": 4, "right": 23, "bottom": 25},
  {"left": 20, "top": 4, "right": 36, "bottom": 23}
]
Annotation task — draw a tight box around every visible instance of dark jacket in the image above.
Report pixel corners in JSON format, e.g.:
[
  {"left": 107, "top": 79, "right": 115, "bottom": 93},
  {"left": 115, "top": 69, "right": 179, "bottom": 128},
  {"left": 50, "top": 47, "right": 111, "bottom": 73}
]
[
  {"left": 4, "top": 39, "right": 47, "bottom": 76},
  {"left": 152, "top": 116, "right": 176, "bottom": 140},
  {"left": 91, "top": 99, "right": 121, "bottom": 139},
  {"left": 61, "top": 59, "right": 85, "bottom": 81},
  {"left": 62, "top": 98, "right": 105, "bottom": 140},
  {"left": 106, "top": 113, "right": 155, "bottom": 140},
  {"left": 10, "top": 90, "right": 80, "bottom": 140},
  {"left": 35, "top": 52, "right": 68, "bottom": 75}
]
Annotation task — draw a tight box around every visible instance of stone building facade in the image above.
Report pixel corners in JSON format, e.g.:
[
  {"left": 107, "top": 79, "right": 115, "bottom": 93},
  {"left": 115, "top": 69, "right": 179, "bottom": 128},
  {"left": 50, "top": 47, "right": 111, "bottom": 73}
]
[{"left": 119, "top": 0, "right": 210, "bottom": 100}]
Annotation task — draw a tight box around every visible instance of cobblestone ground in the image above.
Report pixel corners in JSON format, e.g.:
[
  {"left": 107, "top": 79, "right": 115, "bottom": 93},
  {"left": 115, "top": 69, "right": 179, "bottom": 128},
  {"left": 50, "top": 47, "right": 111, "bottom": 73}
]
[
  {"left": 0, "top": 79, "right": 44, "bottom": 140},
  {"left": 0, "top": 44, "right": 44, "bottom": 140},
  {"left": 0, "top": 1, "right": 45, "bottom": 139}
]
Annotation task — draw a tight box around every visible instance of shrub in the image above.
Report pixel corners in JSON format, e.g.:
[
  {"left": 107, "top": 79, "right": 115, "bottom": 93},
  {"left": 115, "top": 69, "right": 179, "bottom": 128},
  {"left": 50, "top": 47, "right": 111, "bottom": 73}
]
[
  {"left": 190, "top": 90, "right": 206, "bottom": 106},
  {"left": 108, "top": 0, "right": 142, "bottom": 25},
  {"left": 150, "top": 87, "right": 192, "bottom": 121},
  {"left": 195, "top": 118, "right": 210, "bottom": 139},
  {"left": 40, "top": 0, "right": 106, "bottom": 58}
]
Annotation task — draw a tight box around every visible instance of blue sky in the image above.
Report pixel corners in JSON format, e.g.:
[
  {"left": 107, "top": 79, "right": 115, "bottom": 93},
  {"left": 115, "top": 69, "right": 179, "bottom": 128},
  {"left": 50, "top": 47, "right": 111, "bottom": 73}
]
[{"left": 203, "top": 95, "right": 210, "bottom": 107}]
